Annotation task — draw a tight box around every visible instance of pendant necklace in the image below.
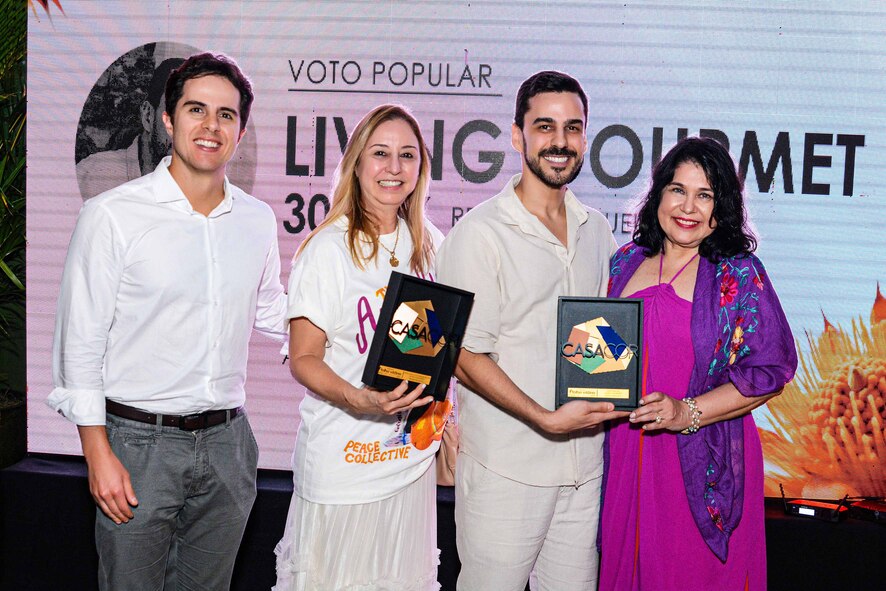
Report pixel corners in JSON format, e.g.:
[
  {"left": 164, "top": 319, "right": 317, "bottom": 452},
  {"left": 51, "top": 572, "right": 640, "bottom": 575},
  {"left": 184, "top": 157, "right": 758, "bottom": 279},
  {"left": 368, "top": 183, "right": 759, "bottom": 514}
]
[{"left": 378, "top": 218, "right": 400, "bottom": 267}]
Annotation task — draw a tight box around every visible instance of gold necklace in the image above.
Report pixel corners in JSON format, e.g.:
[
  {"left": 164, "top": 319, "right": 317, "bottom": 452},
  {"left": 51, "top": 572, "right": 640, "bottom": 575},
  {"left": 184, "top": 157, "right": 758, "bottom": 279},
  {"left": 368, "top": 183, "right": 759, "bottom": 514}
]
[{"left": 378, "top": 218, "right": 400, "bottom": 267}]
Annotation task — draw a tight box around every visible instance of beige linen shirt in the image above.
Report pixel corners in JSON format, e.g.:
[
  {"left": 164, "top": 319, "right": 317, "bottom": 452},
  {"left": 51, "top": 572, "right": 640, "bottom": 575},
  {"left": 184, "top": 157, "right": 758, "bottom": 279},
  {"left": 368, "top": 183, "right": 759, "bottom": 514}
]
[{"left": 437, "top": 174, "right": 617, "bottom": 486}]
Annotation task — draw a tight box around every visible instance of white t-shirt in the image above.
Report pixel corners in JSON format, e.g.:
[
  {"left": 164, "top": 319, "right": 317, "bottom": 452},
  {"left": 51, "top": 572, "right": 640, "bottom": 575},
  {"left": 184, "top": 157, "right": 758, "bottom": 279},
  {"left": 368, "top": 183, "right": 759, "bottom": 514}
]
[{"left": 288, "top": 216, "right": 445, "bottom": 504}]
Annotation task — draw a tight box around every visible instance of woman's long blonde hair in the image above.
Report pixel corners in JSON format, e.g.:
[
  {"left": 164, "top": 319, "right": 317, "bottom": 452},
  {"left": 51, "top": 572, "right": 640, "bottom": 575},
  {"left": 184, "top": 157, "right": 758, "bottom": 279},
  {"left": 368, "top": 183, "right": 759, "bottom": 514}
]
[{"left": 296, "top": 104, "right": 434, "bottom": 275}]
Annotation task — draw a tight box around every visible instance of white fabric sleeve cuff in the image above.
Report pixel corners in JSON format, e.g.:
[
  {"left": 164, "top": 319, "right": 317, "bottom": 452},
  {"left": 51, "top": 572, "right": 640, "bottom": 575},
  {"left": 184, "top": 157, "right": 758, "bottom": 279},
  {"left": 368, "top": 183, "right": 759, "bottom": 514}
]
[{"left": 45, "top": 387, "right": 106, "bottom": 426}]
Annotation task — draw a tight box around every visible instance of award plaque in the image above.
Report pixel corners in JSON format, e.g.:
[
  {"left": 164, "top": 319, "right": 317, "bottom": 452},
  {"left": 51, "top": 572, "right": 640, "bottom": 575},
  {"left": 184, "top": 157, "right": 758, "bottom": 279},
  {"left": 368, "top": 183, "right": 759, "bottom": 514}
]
[
  {"left": 555, "top": 297, "right": 643, "bottom": 411},
  {"left": 362, "top": 271, "right": 474, "bottom": 403}
]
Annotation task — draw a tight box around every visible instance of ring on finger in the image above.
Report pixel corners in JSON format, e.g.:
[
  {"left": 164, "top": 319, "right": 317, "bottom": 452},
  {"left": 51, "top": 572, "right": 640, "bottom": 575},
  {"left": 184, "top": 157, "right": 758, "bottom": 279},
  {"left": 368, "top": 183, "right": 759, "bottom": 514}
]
[{"left": 655, "top": 415, "right": 663, "bottom": 424}]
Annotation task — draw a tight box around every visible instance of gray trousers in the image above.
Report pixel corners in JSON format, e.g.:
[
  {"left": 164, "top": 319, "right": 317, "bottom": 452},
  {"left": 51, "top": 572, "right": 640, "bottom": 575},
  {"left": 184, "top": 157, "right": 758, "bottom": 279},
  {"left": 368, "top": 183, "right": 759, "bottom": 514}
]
[{"left": 96, "top": 411, "right": 259, "bottom": 591}]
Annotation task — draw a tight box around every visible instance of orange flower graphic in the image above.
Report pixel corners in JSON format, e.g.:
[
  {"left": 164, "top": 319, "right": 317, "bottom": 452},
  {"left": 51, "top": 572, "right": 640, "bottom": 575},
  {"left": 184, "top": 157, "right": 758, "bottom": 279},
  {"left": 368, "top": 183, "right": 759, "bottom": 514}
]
[{"left": 762, "top": 285, "right": 886, "bottom": 498}]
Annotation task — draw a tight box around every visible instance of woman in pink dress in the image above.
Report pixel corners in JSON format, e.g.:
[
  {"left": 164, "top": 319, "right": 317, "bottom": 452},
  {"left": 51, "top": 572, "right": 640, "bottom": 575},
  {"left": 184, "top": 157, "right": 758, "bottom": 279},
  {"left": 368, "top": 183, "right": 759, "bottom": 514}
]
[{"left": 600, "top": 137, "right": 798, "bottom": 590}]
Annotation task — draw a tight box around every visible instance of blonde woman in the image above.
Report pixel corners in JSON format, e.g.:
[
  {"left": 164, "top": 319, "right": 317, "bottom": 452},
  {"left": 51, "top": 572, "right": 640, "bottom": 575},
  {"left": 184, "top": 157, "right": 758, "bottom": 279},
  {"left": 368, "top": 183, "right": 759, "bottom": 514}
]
[{"left": 274, "top": 105, "right": 446, "bottom": 591}]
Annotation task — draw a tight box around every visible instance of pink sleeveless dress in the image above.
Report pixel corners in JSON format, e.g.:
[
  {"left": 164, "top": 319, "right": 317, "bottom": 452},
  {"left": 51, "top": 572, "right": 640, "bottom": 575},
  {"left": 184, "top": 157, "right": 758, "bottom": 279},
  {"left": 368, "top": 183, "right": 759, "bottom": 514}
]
[{"left": 599, "top": 256, "right": 766, "bottom": 590}]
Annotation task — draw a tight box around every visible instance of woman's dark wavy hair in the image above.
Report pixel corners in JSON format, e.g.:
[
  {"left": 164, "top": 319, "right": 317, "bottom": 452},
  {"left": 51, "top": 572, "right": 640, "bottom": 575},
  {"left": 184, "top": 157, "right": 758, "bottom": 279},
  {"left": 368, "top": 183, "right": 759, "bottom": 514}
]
[{"left": 633, "top": 136, "right": 756, "bottom": 261}]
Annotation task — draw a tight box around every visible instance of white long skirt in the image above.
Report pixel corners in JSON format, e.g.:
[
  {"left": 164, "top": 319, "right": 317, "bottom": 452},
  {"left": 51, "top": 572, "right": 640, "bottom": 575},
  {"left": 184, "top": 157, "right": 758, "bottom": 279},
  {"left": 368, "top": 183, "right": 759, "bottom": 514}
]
[{"left": 273, "top": 464, "right": 440, "bottom": 591}]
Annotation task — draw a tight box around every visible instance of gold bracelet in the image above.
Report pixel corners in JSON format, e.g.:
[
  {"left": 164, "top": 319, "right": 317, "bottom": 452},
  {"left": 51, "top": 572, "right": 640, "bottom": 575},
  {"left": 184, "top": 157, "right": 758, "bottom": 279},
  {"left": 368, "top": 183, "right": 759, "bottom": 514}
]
[{"left": 680, "top": 397, "right": 702, "bottom": 435}]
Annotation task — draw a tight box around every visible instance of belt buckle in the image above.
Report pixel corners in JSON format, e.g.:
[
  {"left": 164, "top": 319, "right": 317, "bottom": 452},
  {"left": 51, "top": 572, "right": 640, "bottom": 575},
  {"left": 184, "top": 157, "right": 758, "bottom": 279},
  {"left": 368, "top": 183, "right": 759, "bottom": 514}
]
[{"left": 180, "top": 413, "right": 206, "bottom": 431}]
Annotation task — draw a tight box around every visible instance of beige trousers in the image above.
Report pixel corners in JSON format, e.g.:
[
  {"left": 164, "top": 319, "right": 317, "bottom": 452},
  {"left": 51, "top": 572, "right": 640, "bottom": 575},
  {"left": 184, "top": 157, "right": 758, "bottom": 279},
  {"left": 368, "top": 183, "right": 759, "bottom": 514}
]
[{"left": 455, "top": 453, "right": 602, "bottom": 591}]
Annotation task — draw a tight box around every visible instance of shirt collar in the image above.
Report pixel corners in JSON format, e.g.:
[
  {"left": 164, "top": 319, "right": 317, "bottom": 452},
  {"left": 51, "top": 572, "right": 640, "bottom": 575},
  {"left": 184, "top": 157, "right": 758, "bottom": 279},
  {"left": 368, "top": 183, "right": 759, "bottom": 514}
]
[
  {"left": 151, "top": 156, "right": 235, "bottom": 217},
  {"left": 497, "top": 173, "right": 590, "bottom": 238}
]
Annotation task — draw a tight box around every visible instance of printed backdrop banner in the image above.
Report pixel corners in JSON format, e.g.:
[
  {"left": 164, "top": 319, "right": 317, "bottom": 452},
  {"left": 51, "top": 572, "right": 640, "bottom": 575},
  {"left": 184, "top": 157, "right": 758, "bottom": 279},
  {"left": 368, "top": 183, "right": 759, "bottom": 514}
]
[{"left": 27, "top": 1, "right": 886, "bottom": 497}]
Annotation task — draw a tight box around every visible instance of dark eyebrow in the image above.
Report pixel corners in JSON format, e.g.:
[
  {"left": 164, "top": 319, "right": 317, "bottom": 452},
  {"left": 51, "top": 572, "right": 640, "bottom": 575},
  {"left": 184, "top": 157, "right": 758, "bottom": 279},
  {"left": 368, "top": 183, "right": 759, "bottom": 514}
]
[
  {"left": 181, "top": 100, "right": 239, "bottom": 117},
  {"left": 531, "top": 117, "right": 584, "bottom": 127},
  {"left": 668, "top": 180, "right": 714, "bottom": 192}
]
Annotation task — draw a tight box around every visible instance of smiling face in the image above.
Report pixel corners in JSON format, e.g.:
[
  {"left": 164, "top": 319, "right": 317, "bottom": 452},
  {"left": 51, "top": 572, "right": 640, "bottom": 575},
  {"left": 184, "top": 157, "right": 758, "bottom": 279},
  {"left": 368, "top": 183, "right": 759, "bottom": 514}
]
[
  {"left": 657, "top": 160, "right": 718, "bottom": 253},
  {"left": 512, "top": 91, "right": 588, "bottom": 189},
  {"left": 162, "top": 74, "right": 245, "bottom": 179},
  {"left": 355, "top": 117, "right": 421, "bottom": 222}
]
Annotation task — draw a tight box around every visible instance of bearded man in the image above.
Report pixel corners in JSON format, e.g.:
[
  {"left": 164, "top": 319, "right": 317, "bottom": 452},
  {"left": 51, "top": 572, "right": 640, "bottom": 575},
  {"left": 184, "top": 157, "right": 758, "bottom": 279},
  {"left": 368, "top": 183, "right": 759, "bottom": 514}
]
[{"left": 437, "top": 70, "right": 628, "bottom": 591}]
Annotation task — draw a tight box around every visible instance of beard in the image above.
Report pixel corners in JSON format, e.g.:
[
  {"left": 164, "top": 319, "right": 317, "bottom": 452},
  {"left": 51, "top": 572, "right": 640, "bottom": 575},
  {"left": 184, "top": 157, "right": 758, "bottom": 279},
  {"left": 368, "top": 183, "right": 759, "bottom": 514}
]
[{"left": 523, "top": 146, "right": 584, "bottom": 189}]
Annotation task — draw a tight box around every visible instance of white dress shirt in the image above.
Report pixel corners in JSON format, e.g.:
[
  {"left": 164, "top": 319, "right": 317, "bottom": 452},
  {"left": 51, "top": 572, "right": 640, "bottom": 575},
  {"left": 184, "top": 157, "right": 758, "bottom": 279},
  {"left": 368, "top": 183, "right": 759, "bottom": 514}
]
[{"left": 48, "top": 156, "right": 288, "bottom": 426}]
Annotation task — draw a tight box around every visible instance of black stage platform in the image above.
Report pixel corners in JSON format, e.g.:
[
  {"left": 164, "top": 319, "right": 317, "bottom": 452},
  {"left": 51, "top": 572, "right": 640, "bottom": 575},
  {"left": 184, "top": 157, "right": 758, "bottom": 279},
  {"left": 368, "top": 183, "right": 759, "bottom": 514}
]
[{"left": 1, "top": 455, "right": 882, "bottom": 590}]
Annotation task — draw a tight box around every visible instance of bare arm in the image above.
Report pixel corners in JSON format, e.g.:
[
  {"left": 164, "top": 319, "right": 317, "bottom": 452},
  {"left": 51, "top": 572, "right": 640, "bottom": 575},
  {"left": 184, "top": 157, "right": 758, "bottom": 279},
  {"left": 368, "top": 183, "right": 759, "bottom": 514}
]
[
  {"left": 455, "top": 349, "right": 629, "bottom": 435},
  {"left": 629, "top": 381, "right": 780, "bottom": 432},
  {"left": 289, "top": 317, "right": 433, "bottom": 415},
  {"left": 78, "top": 425, "right": 138, "bottom": 524}
]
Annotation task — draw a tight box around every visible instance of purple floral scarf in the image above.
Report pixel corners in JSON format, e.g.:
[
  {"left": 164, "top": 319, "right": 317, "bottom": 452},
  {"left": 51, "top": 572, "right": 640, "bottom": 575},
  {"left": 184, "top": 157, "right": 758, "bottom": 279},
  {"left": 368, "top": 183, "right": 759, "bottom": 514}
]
[{"left": 609, "top": 242, "right": 798, "bottom": 561}]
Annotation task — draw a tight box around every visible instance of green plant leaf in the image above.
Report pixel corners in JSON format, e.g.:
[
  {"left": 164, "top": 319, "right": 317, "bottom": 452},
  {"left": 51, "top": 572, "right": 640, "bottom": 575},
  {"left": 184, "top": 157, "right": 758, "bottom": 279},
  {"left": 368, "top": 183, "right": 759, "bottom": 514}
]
[
  {"left": 0, "top": 261, "right": 22, "bottom": 291},
  {"left": 0, "top": 0, "right": 27, "bottom": 370}
]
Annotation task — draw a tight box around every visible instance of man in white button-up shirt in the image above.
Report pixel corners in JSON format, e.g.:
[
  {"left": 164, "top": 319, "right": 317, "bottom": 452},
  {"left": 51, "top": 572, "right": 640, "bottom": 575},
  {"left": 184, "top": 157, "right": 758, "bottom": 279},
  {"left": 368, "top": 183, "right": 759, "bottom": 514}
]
[
  {"left": 48, "top": 53, "right": 287, "bottom": 591},
  {"left": 437, "top": 71, "right": 628, "bottom": 590}
]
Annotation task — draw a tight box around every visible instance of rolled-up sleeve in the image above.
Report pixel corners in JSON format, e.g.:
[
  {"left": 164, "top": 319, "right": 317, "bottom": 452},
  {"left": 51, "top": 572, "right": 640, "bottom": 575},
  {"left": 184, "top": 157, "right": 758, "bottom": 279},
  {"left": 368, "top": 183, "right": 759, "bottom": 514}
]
[
  {"left": 253, "top": 213, "right": 289, "bottom": 342},
  {"left": 47, "top": 201, "right": 124, "bottom": 426},
  {"left": 286, "top": 238, "right": 345, "bottom": 343},
  {"left": 436, "top": 222, "right": 500, "bottom": 355}
]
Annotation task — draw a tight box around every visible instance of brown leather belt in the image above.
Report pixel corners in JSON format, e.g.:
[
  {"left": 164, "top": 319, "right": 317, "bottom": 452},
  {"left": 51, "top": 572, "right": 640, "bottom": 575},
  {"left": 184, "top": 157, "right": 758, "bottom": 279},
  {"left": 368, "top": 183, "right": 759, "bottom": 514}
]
[{"left": 106, "top": 400, "right": 242, "bottom": 431}]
